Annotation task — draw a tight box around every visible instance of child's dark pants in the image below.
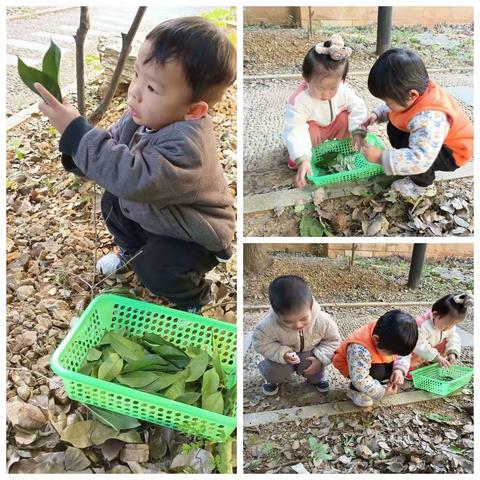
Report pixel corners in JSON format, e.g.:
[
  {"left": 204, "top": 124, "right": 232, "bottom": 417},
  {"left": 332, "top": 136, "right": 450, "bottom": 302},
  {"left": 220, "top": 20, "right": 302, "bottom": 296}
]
[
  {"left": 387, "top": 122, "right": 458, "bottom": 187},
  {"left": 259, "top": 350, "right": 326, "bottom": 384},
  {"left": 350, "top": 362, "right": 393, "bottom": 391},
  {"left": 101, "top": 191, "right": 218, "bottom": 309}
]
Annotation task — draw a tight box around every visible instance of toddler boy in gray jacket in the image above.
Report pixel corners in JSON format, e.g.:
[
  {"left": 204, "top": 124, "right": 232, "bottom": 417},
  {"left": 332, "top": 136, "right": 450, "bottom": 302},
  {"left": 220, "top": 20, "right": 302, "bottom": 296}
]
[
  {"left": 35, "top": 17, "right": 236, "bottom": 311},
  {"left": 252, "top": 275, "right": 340, "bottom": 396}
]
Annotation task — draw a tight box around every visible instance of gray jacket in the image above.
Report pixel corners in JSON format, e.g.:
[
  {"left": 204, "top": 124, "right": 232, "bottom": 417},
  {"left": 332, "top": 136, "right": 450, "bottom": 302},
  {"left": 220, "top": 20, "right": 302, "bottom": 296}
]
[
  {"left": 252, "top": 300, "right": 341, "bottom": 365},
  {"left": 59, "top": 112, "right": 235, "bottom": 253}
]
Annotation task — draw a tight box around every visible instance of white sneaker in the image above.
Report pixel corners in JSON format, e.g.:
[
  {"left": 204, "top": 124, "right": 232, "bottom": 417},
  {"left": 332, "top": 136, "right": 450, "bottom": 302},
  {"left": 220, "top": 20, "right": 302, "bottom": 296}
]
[
  {"left": 96, "top": 251, "right": 131, "bottom": 275},
  {"left": 391, "top": 177, "right": 437, "bottom": 199},
  {"left": 346, "top": 387, "right": 373, "bottom": 407}
]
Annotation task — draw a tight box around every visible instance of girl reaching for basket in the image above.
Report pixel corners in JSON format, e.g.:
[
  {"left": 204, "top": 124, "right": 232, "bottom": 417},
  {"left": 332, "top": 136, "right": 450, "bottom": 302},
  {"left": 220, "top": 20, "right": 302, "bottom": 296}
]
[
  {"left": 284, "top": 34, "right": 368, "bottom": 188},
  {"left": 406, "top": 293, "right": 474, "bottom": 379}
]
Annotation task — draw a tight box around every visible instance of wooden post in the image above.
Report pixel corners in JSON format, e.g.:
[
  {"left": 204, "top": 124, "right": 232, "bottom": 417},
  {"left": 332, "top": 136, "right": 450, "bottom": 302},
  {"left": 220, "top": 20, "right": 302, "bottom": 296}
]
[
  {"left": 407, "top": 243, "right": 427, "bottom": 289},
  {"left": 376, "top": 6, "right": 393, "bottom": 56}
]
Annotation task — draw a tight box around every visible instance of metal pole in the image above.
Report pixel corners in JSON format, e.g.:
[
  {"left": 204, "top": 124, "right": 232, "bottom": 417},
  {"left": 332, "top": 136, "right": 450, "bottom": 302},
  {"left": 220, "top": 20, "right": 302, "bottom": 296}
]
[
  {"left": 376, "top": 6, "right": 393, "bottom": 55},
  {"left": 407, "top": 243, "right": 427, "bottom": 289}
]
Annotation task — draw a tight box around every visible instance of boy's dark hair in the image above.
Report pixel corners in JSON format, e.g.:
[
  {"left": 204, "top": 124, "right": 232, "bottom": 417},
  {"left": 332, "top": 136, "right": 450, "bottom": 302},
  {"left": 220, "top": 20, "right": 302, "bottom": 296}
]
[
  {"left": 373, "top": 309, "right": 418, "bottom": 356},
  {"left": 268, "top": 275, "right": 313, "bottom": 315},
  {"left": 145, "top": 16, "right": 236, "bottom": 105},
  {"left": 368, "top": 48, "right": 429, "bottom": 106},
  {"left": 302, "top": 41, "right": 349, "bottom": 81},
  {"left": 432, "top": 294, "right": 467, "bottom": 317}
]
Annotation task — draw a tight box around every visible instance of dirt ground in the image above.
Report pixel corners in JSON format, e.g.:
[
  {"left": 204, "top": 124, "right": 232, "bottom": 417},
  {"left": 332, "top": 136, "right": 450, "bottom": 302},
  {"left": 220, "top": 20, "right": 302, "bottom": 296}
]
[{"left": 244, "top": 23, "right": 474, "bottom": 75}]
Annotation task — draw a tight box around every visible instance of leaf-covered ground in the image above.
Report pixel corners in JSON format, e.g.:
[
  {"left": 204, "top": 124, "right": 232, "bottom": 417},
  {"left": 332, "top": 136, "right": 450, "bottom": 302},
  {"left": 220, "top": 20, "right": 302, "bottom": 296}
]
[{"left": 6, "top": 72, "right": 237, "bottom": 473}]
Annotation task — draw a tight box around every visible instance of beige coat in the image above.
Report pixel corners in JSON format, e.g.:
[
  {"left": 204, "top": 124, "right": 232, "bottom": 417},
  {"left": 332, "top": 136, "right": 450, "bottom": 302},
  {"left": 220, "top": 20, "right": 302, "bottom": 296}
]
[{"left": 252, "top": 300, "right": 341, "bottom": 365}]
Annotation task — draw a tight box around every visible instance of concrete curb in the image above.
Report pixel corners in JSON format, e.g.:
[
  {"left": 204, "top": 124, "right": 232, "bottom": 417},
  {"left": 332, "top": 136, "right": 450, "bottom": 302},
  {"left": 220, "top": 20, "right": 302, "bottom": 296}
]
[
  {"left": 244, "top": 66, "right": 474, "bottom": 81},
  {"left": 244, "top": 389, "right": 462, "bottom": 427},
  {"left": 7, "top": 7, "right": 78, "bottom": 21}
]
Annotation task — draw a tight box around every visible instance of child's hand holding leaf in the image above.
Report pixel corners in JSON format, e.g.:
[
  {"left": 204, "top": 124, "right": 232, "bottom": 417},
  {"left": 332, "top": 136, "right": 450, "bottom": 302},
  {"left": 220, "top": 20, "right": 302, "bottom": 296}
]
[{"left": 35, "top": 82, "right": 81, "bottom": 134}]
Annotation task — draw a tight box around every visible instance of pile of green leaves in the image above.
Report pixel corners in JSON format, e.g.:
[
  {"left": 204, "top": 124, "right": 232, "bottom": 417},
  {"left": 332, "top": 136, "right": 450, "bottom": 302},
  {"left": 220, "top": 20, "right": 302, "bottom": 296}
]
[
  {"left": 18, "top": 39, "right": 62, "bottom": 102},
  {"left": 319, "top": 151, "right": 357, "bottom": 174},
  {"left": 79, "top": 331, "right": 235, "bottom": 416}
]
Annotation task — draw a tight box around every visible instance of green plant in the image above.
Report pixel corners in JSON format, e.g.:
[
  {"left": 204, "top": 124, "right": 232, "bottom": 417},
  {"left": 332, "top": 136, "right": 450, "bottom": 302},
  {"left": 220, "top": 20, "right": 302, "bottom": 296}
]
[
  {"left": 308, "top": 436, "right": 332, "bottom": 465},
  {"left": 18, "top": 39, "right": 62, "bottom": 101},
  {"left": 202, "top": 7, "right": 235, "bottom": 27},
  {"left": 300, "top": 216, "right": 334, "bottom": 237},
  {"left": 85, "top": 53, "right": 103, "bottom": 73},
  {"left": 8, "top": 137, "right": 25, "bottom": 160}
]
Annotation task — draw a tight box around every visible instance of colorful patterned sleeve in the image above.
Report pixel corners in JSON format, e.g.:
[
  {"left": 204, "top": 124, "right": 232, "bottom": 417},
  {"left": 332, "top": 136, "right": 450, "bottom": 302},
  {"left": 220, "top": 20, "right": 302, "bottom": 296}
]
[
  {"left": 381, "top": 110, "right": 450, "bottom": 176},
  {"left": 346, "top": 343, "right": 385, "bottom": 400}
]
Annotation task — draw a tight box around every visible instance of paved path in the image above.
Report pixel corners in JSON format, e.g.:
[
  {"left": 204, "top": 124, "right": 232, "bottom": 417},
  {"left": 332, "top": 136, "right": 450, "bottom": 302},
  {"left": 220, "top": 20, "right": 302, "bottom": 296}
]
[
  {"left": 7, "top": 6, "right": 210, "bottom": 116},
  {"left": 244, "top": 73, "right": 473, "bottom": 195}
]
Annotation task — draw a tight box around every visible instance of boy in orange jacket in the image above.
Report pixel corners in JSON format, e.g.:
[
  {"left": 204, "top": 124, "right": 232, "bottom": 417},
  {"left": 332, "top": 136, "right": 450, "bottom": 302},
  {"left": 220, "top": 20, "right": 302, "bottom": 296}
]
[
  {"left": 332, "top": 310, "right": 418, "bottom": 407},
  {"left": 361, "top": 48, "right": 473, "bottom": 198}
]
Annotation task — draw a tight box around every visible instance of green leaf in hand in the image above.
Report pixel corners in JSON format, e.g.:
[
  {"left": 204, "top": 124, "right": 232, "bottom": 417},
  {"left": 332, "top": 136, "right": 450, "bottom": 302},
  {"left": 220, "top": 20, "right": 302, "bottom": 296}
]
[{"left": 18, "top": 40, "right": 62, "bottom": 102}]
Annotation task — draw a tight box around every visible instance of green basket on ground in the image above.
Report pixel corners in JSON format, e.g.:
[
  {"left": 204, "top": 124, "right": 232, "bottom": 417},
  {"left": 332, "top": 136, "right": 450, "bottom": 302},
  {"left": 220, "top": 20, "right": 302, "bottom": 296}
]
[
  {"left": 308, "top": 132, "right": 385, "bottom": 186},
  {"left": 410, "top": 363, "right": 473, "bottom": 396},
  {"left": 51, "top": 294, "right": 237, "bottom": 442}
]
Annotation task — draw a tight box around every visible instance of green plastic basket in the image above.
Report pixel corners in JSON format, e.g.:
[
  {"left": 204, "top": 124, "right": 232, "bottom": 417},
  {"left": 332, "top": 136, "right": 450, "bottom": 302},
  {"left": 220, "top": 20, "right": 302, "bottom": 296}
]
[
  {"left": 410, "top": 363, "right": 473, "bottom": 396},
  {"left": 308, "top": 132, "right": 385, "bottom": 186},
  {"left": 51, "top": 294, "right": 237, "bottom": 442}
]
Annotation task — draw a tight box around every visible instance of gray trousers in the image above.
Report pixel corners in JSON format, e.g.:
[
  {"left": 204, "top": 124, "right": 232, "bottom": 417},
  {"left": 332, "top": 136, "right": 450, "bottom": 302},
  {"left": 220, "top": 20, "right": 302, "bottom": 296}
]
[{"left": 259, "top": 350, "right": 326, "bottom": 384}]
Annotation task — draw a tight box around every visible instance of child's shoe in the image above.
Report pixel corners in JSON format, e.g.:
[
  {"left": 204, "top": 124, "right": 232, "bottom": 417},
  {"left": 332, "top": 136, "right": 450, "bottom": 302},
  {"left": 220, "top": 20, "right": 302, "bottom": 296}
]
[
  {"left": 96, "top": 250, "right": 132, "bottom": 275},
  {"left": 312, "top": 379, "right": 330, "bottom": 393},
  {"left": 346, "top": 387, "right": 373, "bottom": 407},
  {"left": 391, "top": 177, "right": 437, "bottom": 199},
  {"left": 287, "top": 158, "right": 298, "bottom": 170},
  {"left": 262, "top": 382, "right": 279, "bottom": 396}
]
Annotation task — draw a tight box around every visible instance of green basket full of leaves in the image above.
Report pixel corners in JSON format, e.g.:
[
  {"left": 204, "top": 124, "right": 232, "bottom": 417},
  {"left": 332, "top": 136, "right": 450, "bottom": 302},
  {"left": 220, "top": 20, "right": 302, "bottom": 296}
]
[
  {"left": 308, "top": 132, "right": 385, "bottom": 186},
  {"left": 50, "top": 294, "right": 237, "bottom": 442},
  {"left": 410, "top": 363, "right": 473, "bottom": 396}
]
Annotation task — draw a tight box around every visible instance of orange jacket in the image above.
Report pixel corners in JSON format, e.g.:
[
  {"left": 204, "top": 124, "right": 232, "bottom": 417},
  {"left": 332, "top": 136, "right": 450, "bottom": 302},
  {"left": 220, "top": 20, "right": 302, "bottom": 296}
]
[
  {"left": 389, "top": 80, "right": 473, "bottom": 166},
  {"left": 332, "top": 321, "right": 394, "bottom": 378}
]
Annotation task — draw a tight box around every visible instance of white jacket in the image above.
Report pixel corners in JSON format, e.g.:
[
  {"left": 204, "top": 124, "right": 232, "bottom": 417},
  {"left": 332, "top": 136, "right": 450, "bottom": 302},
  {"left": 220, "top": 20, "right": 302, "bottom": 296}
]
[
  {"left": 413, "top": 310, "right": 461, "bottom": 362},
  {"left": 252, "top": 300, "right": 340, "bottom": 365},
  {"left": 284, "top": 80, "right": 367, "bottom": 162}
]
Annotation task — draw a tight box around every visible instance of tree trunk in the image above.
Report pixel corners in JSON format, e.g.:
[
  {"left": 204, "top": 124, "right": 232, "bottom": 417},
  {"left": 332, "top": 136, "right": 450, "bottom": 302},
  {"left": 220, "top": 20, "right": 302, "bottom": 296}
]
[
  {"left": 348, "top": 243, "right": 357, "bottom": 272},
  {"left": 244, "top": 244, "right": 273, "bottom": 274},
  {"left": 308, "top": 7, "right": 314, "bottom": 40},
  {"left": 88, "top": 6, "right": 147, "bottom": 125},
  {"left": 74, "top": 7, "right": 90, "bottom": 116}
]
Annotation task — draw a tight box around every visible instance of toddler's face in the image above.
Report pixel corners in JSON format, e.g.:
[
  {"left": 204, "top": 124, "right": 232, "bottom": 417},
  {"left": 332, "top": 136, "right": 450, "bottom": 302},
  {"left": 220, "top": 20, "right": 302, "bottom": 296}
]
[
  {"left": 432, "top": 311, "right": 465, "bottom": 331},
  {"left": 307, "top": 74, "right": 343, "bottom": 101},
  {"left": 278, "top": 306, "right": 312, "bottom": 331},
  {"left": 127, "top": 40, "right": 194, "bottom": 130}
]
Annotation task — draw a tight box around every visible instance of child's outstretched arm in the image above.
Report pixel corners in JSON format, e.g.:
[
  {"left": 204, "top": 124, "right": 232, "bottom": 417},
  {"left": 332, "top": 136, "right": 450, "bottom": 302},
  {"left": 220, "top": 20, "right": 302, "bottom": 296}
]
[
  {"left": 346, "top": 343, "right": 386, "bottom": 400},
  {"left": 365, "top": 110, "right": 450, "bottom": 173}
]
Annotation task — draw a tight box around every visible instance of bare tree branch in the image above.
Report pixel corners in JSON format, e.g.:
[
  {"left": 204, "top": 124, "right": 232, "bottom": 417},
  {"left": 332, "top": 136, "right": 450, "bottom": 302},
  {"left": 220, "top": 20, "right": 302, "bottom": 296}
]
[
  {"left": 74, "top": 7, "right": 90, "bottom": 116},
  {"left": 88, "top": 7, "right": 147, "bottom": 125}
]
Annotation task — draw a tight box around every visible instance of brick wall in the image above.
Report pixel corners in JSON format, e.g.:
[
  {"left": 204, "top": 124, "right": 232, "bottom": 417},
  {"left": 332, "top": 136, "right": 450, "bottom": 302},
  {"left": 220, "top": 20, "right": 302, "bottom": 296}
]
[
  {"left": 264, "top": 243, "right": 472, "bottom": 260},
  {"left": 326, "top": 243, "right": 473, "bottom": 260},
  {"left": 244, "top": 7, "right": 473, "bottom": 27}
]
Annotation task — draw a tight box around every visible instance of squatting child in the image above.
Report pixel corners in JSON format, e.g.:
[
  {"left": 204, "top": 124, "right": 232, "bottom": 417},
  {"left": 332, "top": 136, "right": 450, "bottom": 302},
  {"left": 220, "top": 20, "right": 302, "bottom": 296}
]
[
  {"left": 361, "top": 48, "right": 473, "bottom": 198},
  {"left": 252, "top": 275, "right": 341, "bottom": 396},
  {"left": 407, "top": 293, "right": 473, "bottom": 377},
  {"left": 35, "top": 17, "right": 236, "bottom": 311},
  {"left": 284, "top": 34, "right": 368, "bottom": 188},
  {"left": 332, "top": 310, "right": 418, "bottom": 407}
]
